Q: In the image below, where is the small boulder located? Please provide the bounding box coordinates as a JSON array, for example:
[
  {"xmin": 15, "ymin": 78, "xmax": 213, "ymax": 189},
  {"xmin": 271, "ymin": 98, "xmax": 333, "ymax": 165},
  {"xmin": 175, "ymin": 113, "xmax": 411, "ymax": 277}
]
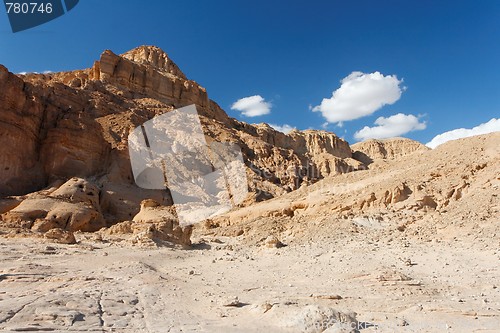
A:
[
  {"xmin": 44, "ymin": 228, "xmax": 76, "ymax": 244},
  {"xmin": 265, "ymin": 235, "xmax": 286, "ymax": 248}
]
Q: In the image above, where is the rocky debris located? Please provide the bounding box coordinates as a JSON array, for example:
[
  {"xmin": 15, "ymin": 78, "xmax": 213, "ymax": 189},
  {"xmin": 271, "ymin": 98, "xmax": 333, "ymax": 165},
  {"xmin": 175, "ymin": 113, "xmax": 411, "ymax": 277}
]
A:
[
  {"xmin": 98, "ymin": 182, "xmax": 173, "ymax": 224},
  {"xmin": 382, "ymin": 183, "xmax": 412, "ymax": 205},
  {"xmin": 98, "ymin": 199, "xmax": 192, "ymax": 247},
  {"xmin": 376, "ymin": 270, "xmax": 412, "ymax": 282},
  {"xmin": 264, "ymin": 235, "xmax": 286, "ymax": 248},
  {"xmin": 222, "ymin": 296, "xmax": 245, "ymax": 307},
  {"xmin": 132, "ymin": 199, "xmax": 176, "ymax": 223},
  {"xmin": 291, "ymin": 305, "xmax": 358, "ymax": 333},
  {"xmin": 43, "ymin": 228, "xmax": 76, "ymax": 244},
  {"xmin": 50, "ymin": 177, "xmax": 101, "ymax": 210},
  {"xmin": 0, "ymin": 179, "xmax": 193, "ymax": 247},
  {"xmin": 416, "ymin": 195, "xmax": 438, "ymax": 210},
  {"xmin": 349, "ymin": 134, "xmax": 498, "ymax": 221},
  {"xmin": 396, "ymin": 318, "xmax": 409, "ymax": 327},
  {"xmin": 1, "ymin": 210, "xmax": 499, "ymax": 332},
  {"xmin": 313, "ymin": 295, "xmax": 343, "ymax": 300}
]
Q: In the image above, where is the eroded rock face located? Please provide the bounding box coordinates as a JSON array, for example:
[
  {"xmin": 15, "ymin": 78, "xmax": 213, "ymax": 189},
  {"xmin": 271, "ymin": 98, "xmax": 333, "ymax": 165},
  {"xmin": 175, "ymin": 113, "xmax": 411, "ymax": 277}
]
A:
[
  {"xmin": 1, "ymin": 46, "xmax": 361, "ymax": 200},
  {"xmin": 95, "ymin": 49, "xmax": 223, "ymax": 122},
  {"xmin": 251, "ymin": 125, "xmax": 352, "ymax": 158},
  {"xmin": 1, "ymin": 45, "xmax": 379, "ymax": 243},
  {"xmin": 234, "ymin": 124, "xmax": 360, "ymax": 192},
  {"xmin": 352, "ymin": 137, "xmax": 429, "ymax": 165},
  {"xmin": 0, "ymin": 65, "xmax": 46, "ymax": 196},
  {"xmin": 1, "ymin": 178, "xmax": 105, "ymax": 232},
  {"xmin": 98, "ymin": 199, "xmax": 192, "ymax": 247},
  {"xmin": 44, "ymin": 228, "xmax": 77, "ymax": 244},
  {"xmin": 121, "ymin": 45, "xmax": 187, "ymax": 79},
  {"xmin": 0, "ymin": 65, "xmax": 111, "ymax": 196}
]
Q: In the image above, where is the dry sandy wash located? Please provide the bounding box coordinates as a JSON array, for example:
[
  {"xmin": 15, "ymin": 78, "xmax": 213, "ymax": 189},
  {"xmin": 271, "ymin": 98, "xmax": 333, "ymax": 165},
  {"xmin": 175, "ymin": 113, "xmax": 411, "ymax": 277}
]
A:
[{"xmin": 1, "ymin": 133, "xmax": 499, "ymax": 332}]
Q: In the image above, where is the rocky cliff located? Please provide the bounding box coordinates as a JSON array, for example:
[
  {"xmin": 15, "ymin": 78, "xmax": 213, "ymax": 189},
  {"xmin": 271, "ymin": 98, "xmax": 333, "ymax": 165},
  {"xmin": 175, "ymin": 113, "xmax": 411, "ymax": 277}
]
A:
[
  {"xmin": 351, "ymin": 137, "xmax": 429, "ymax": 165},
  {"xmin": 0, "ymin": 45, "xmax": 401, "ymax": 242}
]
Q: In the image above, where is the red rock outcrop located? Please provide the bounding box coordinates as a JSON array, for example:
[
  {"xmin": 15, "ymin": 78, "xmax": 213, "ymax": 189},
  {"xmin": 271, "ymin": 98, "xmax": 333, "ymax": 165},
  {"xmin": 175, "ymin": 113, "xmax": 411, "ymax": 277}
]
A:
[{"xmin": 0, "ymin": 45, "xmax": 365, "ymax": 240}]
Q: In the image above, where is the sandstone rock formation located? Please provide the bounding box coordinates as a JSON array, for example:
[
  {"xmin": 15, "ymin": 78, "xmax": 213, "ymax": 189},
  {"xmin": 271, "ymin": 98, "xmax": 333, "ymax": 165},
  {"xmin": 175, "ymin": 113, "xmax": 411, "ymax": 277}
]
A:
[
  {"xmin": 1, "ymin": 178, "xmax": 105, "ymax": 232},
  {"xmin": 0, "ymin": 46, "xmax": 361, "ymax": 201},
  {"xmin": 207, "ymin": 132, "xmax": 500, "ymax": 245},
  {"xmin": 0, "ymin": 45, "xmax": 370, "ymax": 244},
  {"xmin": 43, "ymin": 228, "xmax": 77, "ymax": 244},
  {"xmin": 131, "ymin": 199, "xmax": 192, "ymax": 246},
  {"xmin": 3, "ymin": 45, "xmax": 490, "ymax": 248},
  {"xmin": 351, "ymin": 137, "xmax": 429, "ymax": 165},
  {"xmin": 0, "ymin": 64, "xmax": 111, "ymax": 197}
]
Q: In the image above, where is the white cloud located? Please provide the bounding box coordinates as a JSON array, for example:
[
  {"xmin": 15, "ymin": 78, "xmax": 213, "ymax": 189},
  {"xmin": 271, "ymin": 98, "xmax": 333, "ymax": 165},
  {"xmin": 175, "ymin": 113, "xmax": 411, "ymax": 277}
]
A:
[
  {"xmin": 426, "ymin": 118, "xmax": 500, "ymax": 149},
  {"xmin": 312, "ymin": 71, "xmax": 404, "ymax": 124},
  {"xmin": 270, "ymin": 123, "xmax": 296, "ymax": 134},
  {"xmin": 231, "ymin": 95, "xmax": 271, "ymax": 117},
  {"xmin": 354, "ymin": 113, "xmax": 426, "ymax": 141}
]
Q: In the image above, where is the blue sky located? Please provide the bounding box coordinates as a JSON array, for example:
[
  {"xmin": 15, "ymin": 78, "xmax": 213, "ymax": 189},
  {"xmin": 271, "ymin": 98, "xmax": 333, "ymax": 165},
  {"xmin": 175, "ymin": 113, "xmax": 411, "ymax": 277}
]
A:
[{"xmin": 1, "ymin": 0, "xmax": 499, "ymax": 145}]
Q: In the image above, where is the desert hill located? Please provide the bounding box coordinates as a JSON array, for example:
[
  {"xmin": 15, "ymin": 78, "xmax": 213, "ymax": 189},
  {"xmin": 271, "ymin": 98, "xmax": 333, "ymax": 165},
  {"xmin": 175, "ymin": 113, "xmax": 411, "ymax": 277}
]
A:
[
  {"xmin": 203, "ymin": 132, "xmax": 499, "ymax": 245},
  {"xmin": 351, "ymin": 137, "xmax": 430, "ymax": 165}
]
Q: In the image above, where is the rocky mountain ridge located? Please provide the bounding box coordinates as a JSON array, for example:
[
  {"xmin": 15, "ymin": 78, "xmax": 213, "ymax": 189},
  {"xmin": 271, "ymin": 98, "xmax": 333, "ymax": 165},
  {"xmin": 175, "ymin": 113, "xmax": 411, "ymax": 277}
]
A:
[
  {"xmin": 206, "ymin": 132, "xmax": 499, "ymax": 247},
  {"xmin": 0, "ymin": 45, "xmax": 428, "ymax": 245}
]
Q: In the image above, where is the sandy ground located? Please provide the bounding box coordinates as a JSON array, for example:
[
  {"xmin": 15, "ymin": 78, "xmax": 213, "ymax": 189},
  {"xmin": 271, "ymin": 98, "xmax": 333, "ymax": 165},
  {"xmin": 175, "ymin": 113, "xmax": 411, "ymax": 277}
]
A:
[{"xmin": 1, "ymin": 225, "xmax": 499, "ymax": 333}]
